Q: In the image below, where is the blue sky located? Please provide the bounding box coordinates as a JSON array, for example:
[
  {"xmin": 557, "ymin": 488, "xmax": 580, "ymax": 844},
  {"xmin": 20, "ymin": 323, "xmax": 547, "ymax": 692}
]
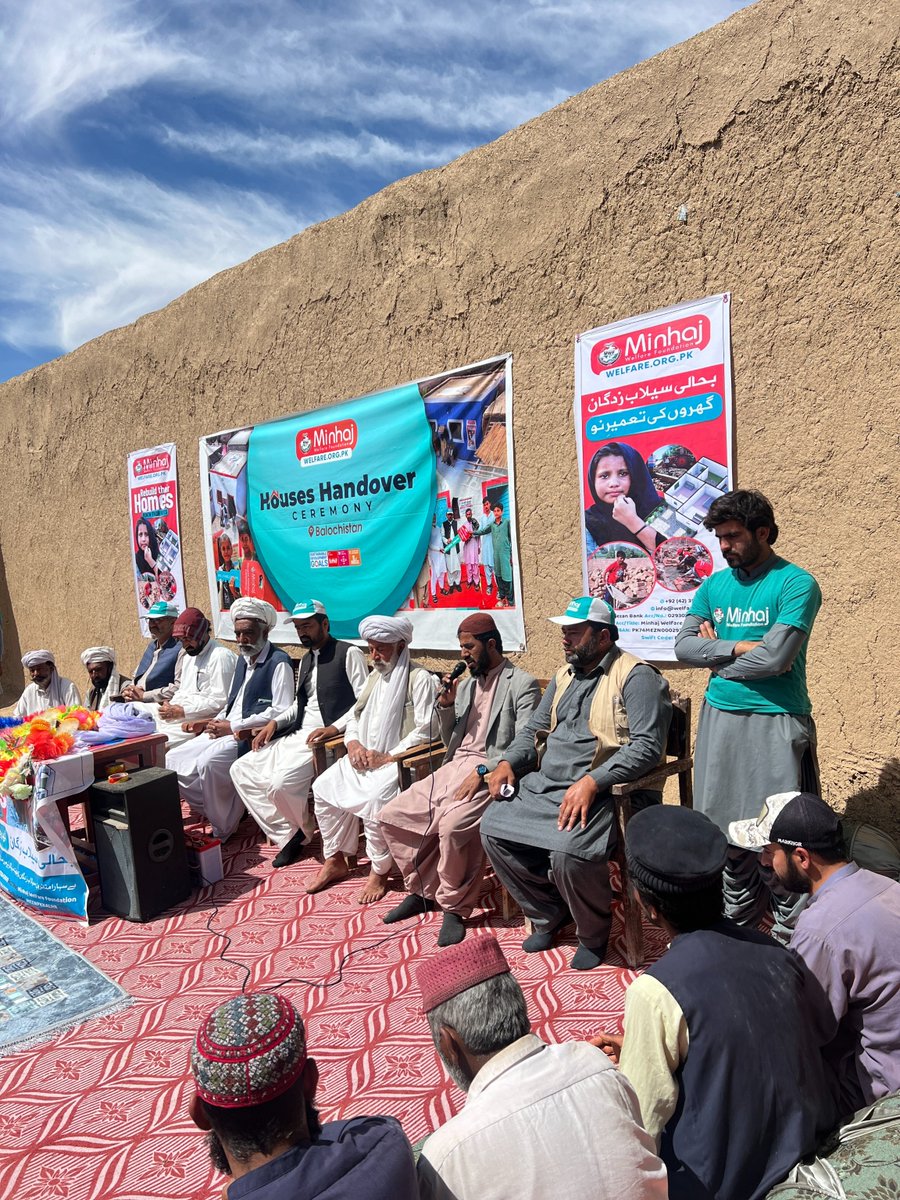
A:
[{"xmin": 0, "ymin": 0, "xmax": 750, "ymax": 383}]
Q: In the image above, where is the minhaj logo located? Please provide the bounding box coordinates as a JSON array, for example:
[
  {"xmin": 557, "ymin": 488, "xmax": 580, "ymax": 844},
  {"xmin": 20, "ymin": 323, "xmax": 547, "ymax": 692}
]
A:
[
  {"xmin": 713, "ymin": 608, "xmax": 724, "ymax": 623},
  {"xmin": 133, "ymin": 452, "xmax": 170, "ymax": 476},
  {"xmin": 591, "ymin": 314, "xmax": 711, "ymax": 373},
  {"xmin": 726, "ymin": 606, "xmax": 771, "ymax": 625},
  {"xmin": 296, "ymin": 419, "xmax": 358, "ymax": 467}
]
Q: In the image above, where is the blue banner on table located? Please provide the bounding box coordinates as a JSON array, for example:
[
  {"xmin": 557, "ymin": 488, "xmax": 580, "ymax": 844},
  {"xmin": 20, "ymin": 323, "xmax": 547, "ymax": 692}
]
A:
[
  {"xmin": 247, "ymin": 384, "xmax": 435, "ymax": 638},
  {"xmin": 201, "ymin": 356, "xmax": 527, "ymax": 651},
  {"xmin": 0, "ymin": 762, "xmax": 91, "ymax": 922}
]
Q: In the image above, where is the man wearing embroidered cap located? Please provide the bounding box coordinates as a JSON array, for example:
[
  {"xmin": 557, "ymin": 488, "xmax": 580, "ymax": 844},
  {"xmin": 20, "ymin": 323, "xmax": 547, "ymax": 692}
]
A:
[
  {"xmin": 122, "ymin": 600, "xmax": 183, "ymax": 706},
  {"xmin": 229, "ymin": 600, "xmax": 368, "ymax": 868},
  {"xmin": 592, "ymin": 804, "xmax": 837, "ymax": 1200},
  {"xmin": 188, "ymin": 992, "xmax": 417, "ymax": 1199},
  {"xmin": 80, "ymin": 646, "xmax": 125, "ymax": 711},
  {"xmin": 166, "ymin": 600, "xmax": 293, "ymax": 842},
  {"xmin": 732, "ymin": 792, "xmax": 900, "ymax": 1115},
  {"xmin": 416, "ymin": 935, "xmax": 667, "ymax": 1200},
  {"xmin": 481, "ymin": 596, "xmax": 671, "ymax": 969},
  {"xmin": 14, "ymin": 650, "xmax": 81, "ymax": 718},
  {"xmin": 307, "ymin": 615, "xmax": 438, "ymax": 903},
  {"xmin": 379, "ymin": 614, "xmax": 541, "ymax": 945},
  {"xmin": 134, "ymin": 607, "xmax": 237, "ymax": 752}
]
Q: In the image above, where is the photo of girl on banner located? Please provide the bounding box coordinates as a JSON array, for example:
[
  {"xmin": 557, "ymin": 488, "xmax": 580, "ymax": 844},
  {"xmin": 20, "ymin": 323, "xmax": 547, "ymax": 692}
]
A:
[
  {"xmin": 127, "ymin": 444, "xmax": 186, "ymax": 631},
  {"xmin": 576, "ymin": 294, "xmax": 734, "ymax": 660}
]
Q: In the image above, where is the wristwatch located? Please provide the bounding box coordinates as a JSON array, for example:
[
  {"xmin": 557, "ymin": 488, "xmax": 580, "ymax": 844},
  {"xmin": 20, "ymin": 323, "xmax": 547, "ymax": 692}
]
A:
[{"xmin": 476, "ymin": 764, "xmax": 489, "ymax": 777}]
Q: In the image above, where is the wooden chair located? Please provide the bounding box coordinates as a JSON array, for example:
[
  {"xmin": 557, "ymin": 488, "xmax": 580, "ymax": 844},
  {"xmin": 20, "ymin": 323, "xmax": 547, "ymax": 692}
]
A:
[
  {"xmin": 610, "ymin": 690, "xmax": 694, "ymax": 969},
  {"xmin": 308, "ymin": 730, "xmax": 445, "ymax": 866},
  {"xmin": 310, "ymin": 733, "xmax": 445, "ymax": 788}
]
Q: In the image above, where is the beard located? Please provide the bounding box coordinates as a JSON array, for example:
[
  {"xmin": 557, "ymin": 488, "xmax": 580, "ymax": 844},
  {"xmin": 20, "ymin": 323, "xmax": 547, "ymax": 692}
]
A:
[
  {"xmin": 238, "ymin": 638, "xmax": 265, "ymax": 659},
  {"xmin": 439, "ymin": 1052, "xmax": 474, "ymax": 1093},
  {"xmin": 467, "ymin": 647, "xmax": 490, "ymax": 677},
  {"xmin": 372, "ymin": 653, "xmax": 398, "ymax": 677},
  {"xmin": 206, "ymin": 1131, "xmax": 231, "ymax": 1176},
  {"xmin": 779, "ymin": 854, "xmax": 812, "ymax": 894},
  {"xmin": 565, "ymin": 633, "xmax": 604, "ymax": 669}
]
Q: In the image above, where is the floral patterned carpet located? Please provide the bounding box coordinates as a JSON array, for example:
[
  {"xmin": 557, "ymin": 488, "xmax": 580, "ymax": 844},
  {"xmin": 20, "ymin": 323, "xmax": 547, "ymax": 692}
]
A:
[{"xmin": 0, "ymin": 826, "xmax": 665, "ymax": 1200}]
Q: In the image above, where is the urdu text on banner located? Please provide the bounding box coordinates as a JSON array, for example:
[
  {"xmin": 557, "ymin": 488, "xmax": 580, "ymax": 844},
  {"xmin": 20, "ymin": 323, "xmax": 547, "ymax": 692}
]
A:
[
  {"xmin": 575, "ymin": 294, "xmax": 734, "ymax": 661},
  {"xmin": 199, "ymin": 356, "xmax": 526, "ymax": 652}
]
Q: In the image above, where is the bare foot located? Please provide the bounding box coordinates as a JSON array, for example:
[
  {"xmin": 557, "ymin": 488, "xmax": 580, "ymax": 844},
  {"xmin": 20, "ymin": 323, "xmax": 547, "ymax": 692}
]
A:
[
  {"xmin": 357, "ymin": 870, "xmax": 390, "ymax": 905},
  {"xmin": 306, "ymin": 856, "xmax": 349, "ymax": 894}
]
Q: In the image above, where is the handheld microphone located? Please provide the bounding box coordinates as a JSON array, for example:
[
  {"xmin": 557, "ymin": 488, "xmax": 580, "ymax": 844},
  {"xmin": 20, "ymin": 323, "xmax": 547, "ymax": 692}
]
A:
[{"xmin": 439, "ymin": 661, "xmax": 467, "ymax": 694}]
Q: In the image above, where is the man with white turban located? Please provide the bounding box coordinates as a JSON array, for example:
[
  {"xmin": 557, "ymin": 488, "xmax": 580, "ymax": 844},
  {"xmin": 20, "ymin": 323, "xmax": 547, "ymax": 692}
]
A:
[
  {"xmin": 139, "ymin": 608, "xmax": 237, "ymax": 752},
  {"xmin": 14, "ymin": 651, "xmax": 81, "ymax": 718},
  {"xmin": 166, "ymin": 600, "xmax": 294, "ymax": 841},
  {"xmin": 229, "ymin": 600, "xmax": 368, "ymax": 867},
  {"xmin": 81, "ymin": 647, "xmax": 125, "ymax": 711},
  {"xmin": 307, "ymin": 615, "xmax": 438, "ymax": 905}
]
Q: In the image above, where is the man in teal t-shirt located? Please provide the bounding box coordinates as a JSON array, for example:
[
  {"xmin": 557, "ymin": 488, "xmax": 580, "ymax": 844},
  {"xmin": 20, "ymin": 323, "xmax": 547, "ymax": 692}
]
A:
[{"xmin": 674, "ymin": 490, "xmax": 821, "ymax": 935}]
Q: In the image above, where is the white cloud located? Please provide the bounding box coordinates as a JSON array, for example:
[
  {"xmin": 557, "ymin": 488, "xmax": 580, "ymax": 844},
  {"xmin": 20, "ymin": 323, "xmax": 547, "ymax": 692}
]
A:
[
  {"xmin": 0, "ymin": 0, "xmax": 195, "ymax": 127},
  {"xmin": 0, "ymin": 0, "xmax": 751, "ymax": 373},
  {"xmin": 161, "ymin": 124, "xmax": 474, "ymax": 173},
  {"xmin": 0, "ymin": 165, "xmax": 309, "ymax": 352}
]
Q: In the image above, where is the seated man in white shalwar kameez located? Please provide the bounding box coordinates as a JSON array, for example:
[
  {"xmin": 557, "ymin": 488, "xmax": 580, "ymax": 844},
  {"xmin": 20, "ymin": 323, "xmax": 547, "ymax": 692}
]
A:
[
  {"xmin": 81, "ymin": 646, "xmax": 126, "ymax": 711},
  {"xmin": 135, "ymin": 607, "xmax": 237, "ymax": 752},
  {"xmin": 14, "ymin": 650, "xmax": 81, "ymax": 718},
  {"xmin": 165, "ymin": 600, "xmax": 294, "ymax": 842},
  {"xmin": 307, "ymin": 615, "xmax": 438, "ymax": 905},
  {"xmin": 229, "ymin": 599, "xmax": 369, "ymax": 868}
]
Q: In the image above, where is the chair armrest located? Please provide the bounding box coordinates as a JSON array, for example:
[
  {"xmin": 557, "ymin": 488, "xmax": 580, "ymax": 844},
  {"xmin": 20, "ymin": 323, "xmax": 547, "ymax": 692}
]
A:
[
  {"xmin": 609, "ymin": 757, "xmax": 693, "ymax": 796},
  {"xmin": 396, "ymin": 740, "xmax": 445, "ymax": 790},
  {"xmin": 312, "ymin": 735, "xmax": 348, "ymax": 777}
]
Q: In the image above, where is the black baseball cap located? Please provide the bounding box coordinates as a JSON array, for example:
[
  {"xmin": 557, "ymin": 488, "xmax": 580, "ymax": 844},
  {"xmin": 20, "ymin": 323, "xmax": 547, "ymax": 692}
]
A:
[{"xmin": 770, "ymin": 792, "xmax": 843, "ymax": 851}]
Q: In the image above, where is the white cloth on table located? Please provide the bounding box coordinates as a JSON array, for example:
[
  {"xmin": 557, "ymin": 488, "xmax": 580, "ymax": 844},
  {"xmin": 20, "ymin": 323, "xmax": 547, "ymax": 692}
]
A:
[
  {"xmin": 312, "ymin": 660, "xmax": 437, "ymax": 871},
  {"xmin": 166, "ymin": 645, "xmax": 294, "ymax": 840},
  {"xmin": 230, "ymin": 645, "xmax": 368, "ymax": 848}
]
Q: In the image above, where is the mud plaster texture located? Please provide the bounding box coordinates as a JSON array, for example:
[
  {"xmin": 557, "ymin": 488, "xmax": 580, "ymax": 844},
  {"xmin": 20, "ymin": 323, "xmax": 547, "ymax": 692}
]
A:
[{"xmin": 0, "ymin": 0, "xmax": 897, "ymax": 833}]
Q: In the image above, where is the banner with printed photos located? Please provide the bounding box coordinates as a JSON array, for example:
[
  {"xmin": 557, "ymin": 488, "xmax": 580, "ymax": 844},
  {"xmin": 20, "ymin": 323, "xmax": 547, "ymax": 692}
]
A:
[
  {"xmin": 200, "ymin": 356, "xmax": 526, "ymax": 651},
  {"xmin": 575, "ymin": 294, "xmax": 734, "ymax": 660},
  {"xmin": 127, "ymin": 444, "xmax": 186, "ymax": 634}
]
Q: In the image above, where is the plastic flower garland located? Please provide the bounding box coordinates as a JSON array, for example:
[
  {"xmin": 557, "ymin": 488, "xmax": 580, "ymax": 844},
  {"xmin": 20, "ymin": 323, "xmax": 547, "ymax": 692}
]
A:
[{"xmin": 0, "ymin": 706, "xmax": 100, "ymax": 801}]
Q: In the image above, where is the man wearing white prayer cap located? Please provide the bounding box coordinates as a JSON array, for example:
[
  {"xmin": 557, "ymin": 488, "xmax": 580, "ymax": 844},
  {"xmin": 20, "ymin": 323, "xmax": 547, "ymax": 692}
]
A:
[
  {"xmin": 14, "ymin": 651, "xmax": 81, "ymax": 719},
  {"xmin": 166, "ymin": 599, "xmax": 293, "ymax": 842},
  {"xmin": 307, "ymin": 615, "xmax": 438, "ymax": 905},
  {"xmin": 80, "ymin": 646, "xmax": 125, "ymax": 711},
  {"xmin": 229, "ymin": 600, "xmax": 368, "ymax": 866}
]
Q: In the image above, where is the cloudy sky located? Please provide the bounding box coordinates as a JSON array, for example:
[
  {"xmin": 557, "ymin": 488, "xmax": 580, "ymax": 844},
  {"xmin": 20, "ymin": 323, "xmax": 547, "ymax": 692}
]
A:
[{"xmin": 0, "ymin": 0, "xmax": 750, "ymax": 382}]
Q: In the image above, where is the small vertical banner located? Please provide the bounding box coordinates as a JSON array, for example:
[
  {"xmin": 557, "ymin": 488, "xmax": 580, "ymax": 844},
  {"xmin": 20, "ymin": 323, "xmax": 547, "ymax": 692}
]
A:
[
  {"xmin": 127, "ymin": 444, "xmax": 186, "ymax": 631},
  {"xmin": 575, "ymin": 294, "xmax": 734, "ymax": 660}
]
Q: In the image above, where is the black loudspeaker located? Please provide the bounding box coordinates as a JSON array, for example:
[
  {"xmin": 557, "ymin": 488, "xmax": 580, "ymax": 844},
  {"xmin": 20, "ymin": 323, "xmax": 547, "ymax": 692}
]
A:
[{"xmin": 90, "ymin": 767, "xmax": 192, "ymax": 921}]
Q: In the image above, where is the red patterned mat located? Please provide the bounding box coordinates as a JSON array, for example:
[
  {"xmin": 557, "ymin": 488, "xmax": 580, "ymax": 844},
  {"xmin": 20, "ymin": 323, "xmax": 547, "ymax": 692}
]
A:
[{"xmin": 0, "ymin": 828, "xmax": 666, "ymax": 1200}]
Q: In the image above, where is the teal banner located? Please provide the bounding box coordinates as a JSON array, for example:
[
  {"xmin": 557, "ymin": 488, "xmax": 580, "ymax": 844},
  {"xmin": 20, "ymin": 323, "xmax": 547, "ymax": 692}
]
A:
[{"xmin": 246, "ymin": 384, "xmax": 436, "ymax": 637}]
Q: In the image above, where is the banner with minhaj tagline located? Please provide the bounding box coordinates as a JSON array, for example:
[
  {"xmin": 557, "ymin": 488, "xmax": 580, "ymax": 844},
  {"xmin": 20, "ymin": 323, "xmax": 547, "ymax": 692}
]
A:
[
  {"xmin": 575, "ymin": 294, "xmax": 734, "ymax": 661},
  {"xmin": 199, "ymin": 355, "xmax": 526, "ymax": 651}
]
